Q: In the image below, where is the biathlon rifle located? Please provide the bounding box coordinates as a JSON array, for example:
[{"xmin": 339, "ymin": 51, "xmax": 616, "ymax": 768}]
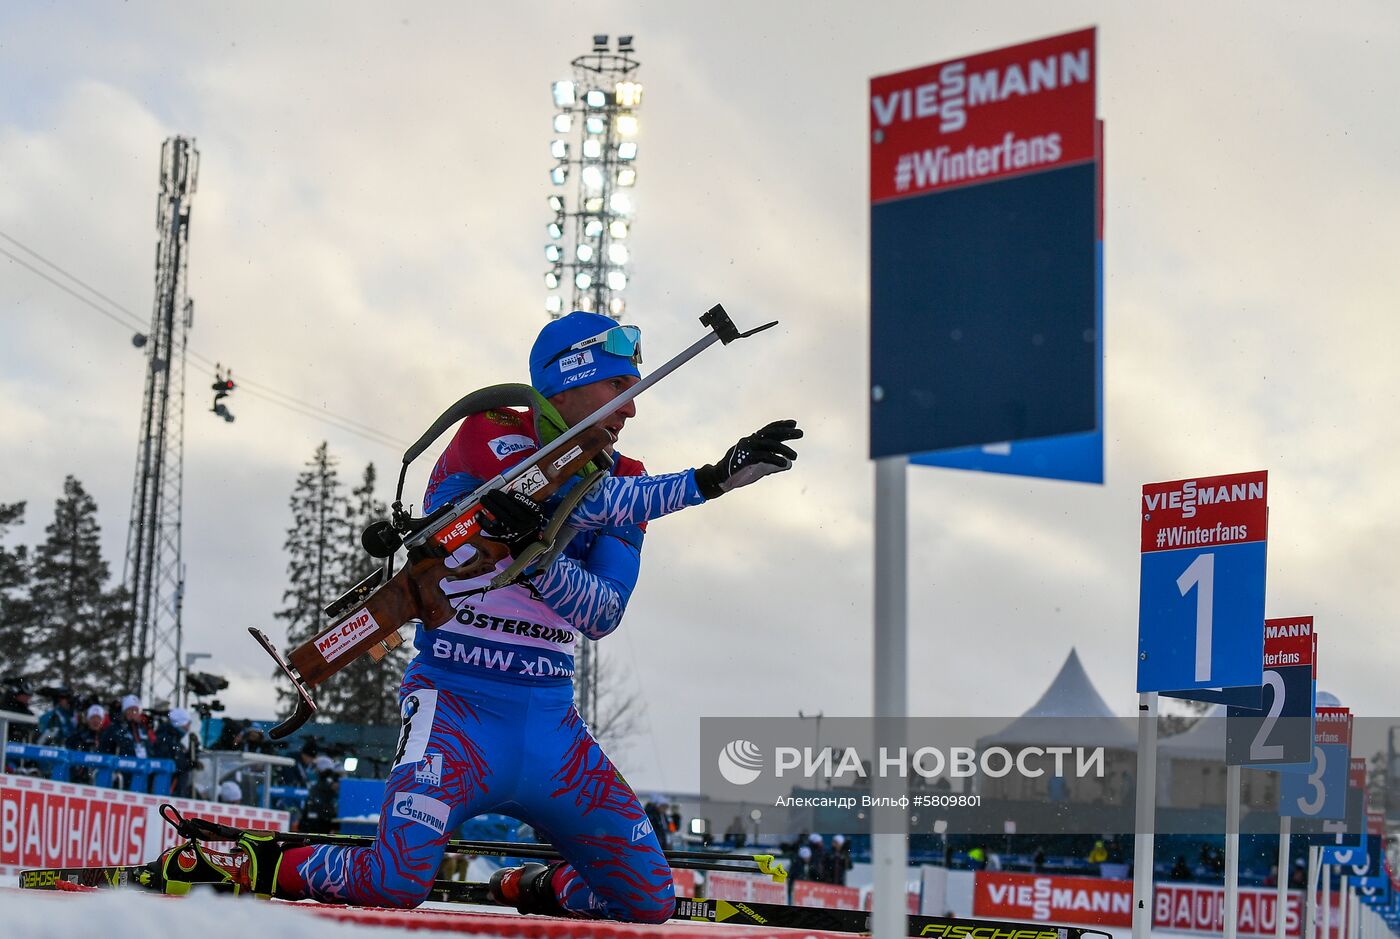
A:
[{"xmin": 250, "ymin": 304, "xmax": 775, "ymax": 739}]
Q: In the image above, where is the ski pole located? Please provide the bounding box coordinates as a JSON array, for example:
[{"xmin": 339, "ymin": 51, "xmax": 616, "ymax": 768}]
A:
[{"xmin": 297, "ymin": 830, "xmax": 786, "ymax": 881}]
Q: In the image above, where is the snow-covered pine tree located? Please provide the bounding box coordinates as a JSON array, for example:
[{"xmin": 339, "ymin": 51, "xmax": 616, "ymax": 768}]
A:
[
  {"xmin": 0, "ymin": 501, "xmax": 32, "ymax": 680},
  {"xmin": 319, "ymin": 462, "xmax": 409, "ymax": 725},
  {"xmin": 274, "ymin": 442, "xmax": 348, "ymax": 711},
  {"xmin": 27, "ymin": 478, "xmax": 134, "ymax": 695}
]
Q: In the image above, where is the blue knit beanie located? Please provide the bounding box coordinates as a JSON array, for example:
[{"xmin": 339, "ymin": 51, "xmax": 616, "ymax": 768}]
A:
[{"xmin": 529, "ymin": 311, "xmax": 642, "ymax": 398}]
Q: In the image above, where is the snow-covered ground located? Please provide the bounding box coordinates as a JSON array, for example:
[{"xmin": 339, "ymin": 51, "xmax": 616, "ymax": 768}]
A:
[
  {"xmin": 3, "ymin": 885, "xmax": 1204, "ymax": 939},
  {"xmin": 2, "ymin": 888, "xmax": 433, "ymax": 939}
]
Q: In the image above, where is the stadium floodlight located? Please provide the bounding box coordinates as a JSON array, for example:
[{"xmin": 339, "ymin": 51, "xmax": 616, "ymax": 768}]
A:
[
  {"xmin": 617, "ymin": 35, "xmax": 634, "ymax": 51},
  {"xmin": 592, "ymin": 34, "xmax": 608, "ymax": 51},
  {"xmin": 615, "ymin": 81, "xmax": 643, "ymax": 108},
  {"xmin": 546, "ymin": 294, "xmax": 563, "ymax": 314},
  {"xmin": 552, "ymin": 80, "xmax": 576, "ymax": 108},
  {"xmin": 545, "ymin": 244, "xmax": 562, "ymax": 262},
  {"xmin": 544, "ymin": 37, "xmax": 642, "ymax": 388}
]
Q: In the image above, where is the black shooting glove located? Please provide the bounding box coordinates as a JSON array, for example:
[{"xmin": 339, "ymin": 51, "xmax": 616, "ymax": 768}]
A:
[
  {"xmin": 694, "ymin": 419, "xmax": 803, "ymax": 499},
  {"xmin": 478, "ymin": 488, "xmax": 545, "ymax": 557}
]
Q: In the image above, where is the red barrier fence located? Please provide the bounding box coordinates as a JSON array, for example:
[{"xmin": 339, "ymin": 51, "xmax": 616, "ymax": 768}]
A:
[
  {"xmin": 974, "ymin": 871, "xmax": 1133, "ymax": 927},
  {"xmin": 1, "ymin": 772, "xmax": 288, "ymax": 875},
  {"xmin": 973, "ymin": 870, "xmax": 1306, "ymax": 936},
  {"xmin": 1154, "ymin": 882, "xmax": 1302, "ymax": 938}
]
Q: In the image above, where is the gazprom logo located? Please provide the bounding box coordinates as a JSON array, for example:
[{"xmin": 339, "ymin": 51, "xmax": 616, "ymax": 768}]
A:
[
  {"xmin": 718, "ymin": 739, "xmax": 764, "ymax": 785},
  {"xmin": 392, "ymin": 792, "xmax": 449, "ymax": 834},
  {"xmin": 488, "ymin": 434, "xmax": 536, "ymax": 459}
]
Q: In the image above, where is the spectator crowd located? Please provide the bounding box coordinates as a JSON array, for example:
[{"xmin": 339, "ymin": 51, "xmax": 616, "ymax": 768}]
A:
[{"xmin": 4, "ymin": 674, "xmax": 199, "ymax": 796}]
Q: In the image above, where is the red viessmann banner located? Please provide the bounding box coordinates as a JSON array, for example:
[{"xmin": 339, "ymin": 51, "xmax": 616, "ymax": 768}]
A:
[
  {"xmin": 1140, "ymin": 471, "xmax": 1269, "ymax": 554},
  {"xmin": 973, "ymin": 871, "xmax": 1132, "ymax": 927},
  {"xmin": 869, "ymin": 27, "xmax": 1096, "ymax": 203}
]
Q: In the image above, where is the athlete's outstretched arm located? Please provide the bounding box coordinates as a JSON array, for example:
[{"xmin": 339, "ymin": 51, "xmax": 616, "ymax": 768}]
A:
[{"xmin": 566, "ymin": 420, "xmax": 803, "ymax": 530}]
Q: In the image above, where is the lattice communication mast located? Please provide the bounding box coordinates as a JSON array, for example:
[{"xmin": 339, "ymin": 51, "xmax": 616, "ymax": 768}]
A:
[
  {"xmin": 544, "ymin": 34, "xmax": 642, "ymax": 322},
  {"xmin": 124, "ymin": 136, "xmax": 199, "ymax": 701}
]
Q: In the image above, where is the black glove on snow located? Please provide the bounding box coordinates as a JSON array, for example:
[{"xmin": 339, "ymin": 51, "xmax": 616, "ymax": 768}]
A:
[
  {"xmin": 478, "ymin": 488, "xmax": 545, "ymax": 556},
  {"xmin": 694, "ymin": 419, "xmax": 803, "ymax": 499}
]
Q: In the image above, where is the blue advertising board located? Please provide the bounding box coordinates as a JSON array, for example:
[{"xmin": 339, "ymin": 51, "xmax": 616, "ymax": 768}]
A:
[
  {"xmin": 1138, "ymin": 472, "xmax": 1268, "ymax": 693},
  {"xmin": 1227, "ymin": 617, "xmax": 1315, "ymax": 768},
  {"xmin": 869, "ymin": 29, "xmax": 1100, "ymax": 471}
]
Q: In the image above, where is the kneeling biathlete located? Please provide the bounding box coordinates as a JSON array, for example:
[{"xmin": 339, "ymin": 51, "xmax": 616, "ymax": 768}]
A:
[{"xmin": 151, "ymin": 310, "xmax": 802, "ymax": 921}]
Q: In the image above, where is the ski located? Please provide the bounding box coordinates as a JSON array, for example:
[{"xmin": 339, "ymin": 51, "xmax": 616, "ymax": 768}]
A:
[
  {"xmin": 20, "ymin": 864, "xmax": 1111, "ymax": 939},
  {"xmin": 274, "ymin": 831, "xmax": 786, "ymax": 881},
  {"xmin": 426, "ymin": 882, "xmax": 1113, "ymax": 938}
]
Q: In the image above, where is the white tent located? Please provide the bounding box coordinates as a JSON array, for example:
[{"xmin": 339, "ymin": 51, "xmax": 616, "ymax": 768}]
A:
[{"xmin": 976, "ymin": 648, "xmax": 1138, "ymax": 750}]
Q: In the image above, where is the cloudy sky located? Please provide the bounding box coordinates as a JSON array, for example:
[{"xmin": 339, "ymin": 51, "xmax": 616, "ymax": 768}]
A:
[{"xmin": 2, "ymin": 2, "xmax": 1399, "ymax": 790}]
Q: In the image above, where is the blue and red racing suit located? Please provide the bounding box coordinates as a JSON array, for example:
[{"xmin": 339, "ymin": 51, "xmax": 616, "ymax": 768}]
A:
[{"xmin": 283, "ymin": 407, "xmax": 705, "ymax": 921}]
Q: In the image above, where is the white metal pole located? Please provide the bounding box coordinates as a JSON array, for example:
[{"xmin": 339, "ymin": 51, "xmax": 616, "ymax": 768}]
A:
[
  {"xmin": 1306, "ymin": 846, "xmax": 1319, "ymax": 939},
  {"xmin": 1324, "ymin": 862, "xmax": 1331, "ymax": 939},
  {"xmin": 1340, "ymin": 875, "xmax": 1348, "ymax": 939},
  {"xmin": 872, "ymin": 455, "xmax": 908, "ymax": 939},
  {"xmin": 1226, "ymin": 763, "xmax": 1242, "ymax": 939},
  {"xmin": 1132, "ymin": 692, "xmax": 1158, "ymax": 939},
  {"xmin": 1277, "ymin": 816, "xmax": 1292, "ymax": 939}
]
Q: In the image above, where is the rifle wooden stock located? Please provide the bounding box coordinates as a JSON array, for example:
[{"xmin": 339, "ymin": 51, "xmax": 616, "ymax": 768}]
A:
[{"xmin": 257, "ymin": 424, "xmax": 613, "ymax": 737}]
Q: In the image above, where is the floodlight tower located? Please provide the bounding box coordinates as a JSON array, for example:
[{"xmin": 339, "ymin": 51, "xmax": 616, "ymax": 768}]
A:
[
  {"xmin": 544, "ymin": 34, "xmax": 641, "ymax": 323},
  {"xmin": 544, "ymin": 36, "xmax": 641, "ymax": 725},
  {"xmin": 124, "ymin": 136, "xmax": 199, "ymax": 701}
]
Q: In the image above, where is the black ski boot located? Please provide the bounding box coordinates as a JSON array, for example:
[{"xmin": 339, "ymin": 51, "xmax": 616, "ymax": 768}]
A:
[
  {"xmin": 147, "ymin": 803, "xmax": 301, "ymax": 899},
  {"xmin": 141, "ymin": 840, "xmax": 243, "ymax": 895},
  {"xmin": 231, "ymin": 829, "xmax": 296, "ymax": 898},
  {"xmin": 489, "ymin": 862, "xmax": 569, "ymax": 916}
]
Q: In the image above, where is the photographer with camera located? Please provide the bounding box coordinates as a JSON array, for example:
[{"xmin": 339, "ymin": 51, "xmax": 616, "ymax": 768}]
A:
[{"xmin": 300, "ymin": 756, "xmax": 341, "ymax": 834}]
